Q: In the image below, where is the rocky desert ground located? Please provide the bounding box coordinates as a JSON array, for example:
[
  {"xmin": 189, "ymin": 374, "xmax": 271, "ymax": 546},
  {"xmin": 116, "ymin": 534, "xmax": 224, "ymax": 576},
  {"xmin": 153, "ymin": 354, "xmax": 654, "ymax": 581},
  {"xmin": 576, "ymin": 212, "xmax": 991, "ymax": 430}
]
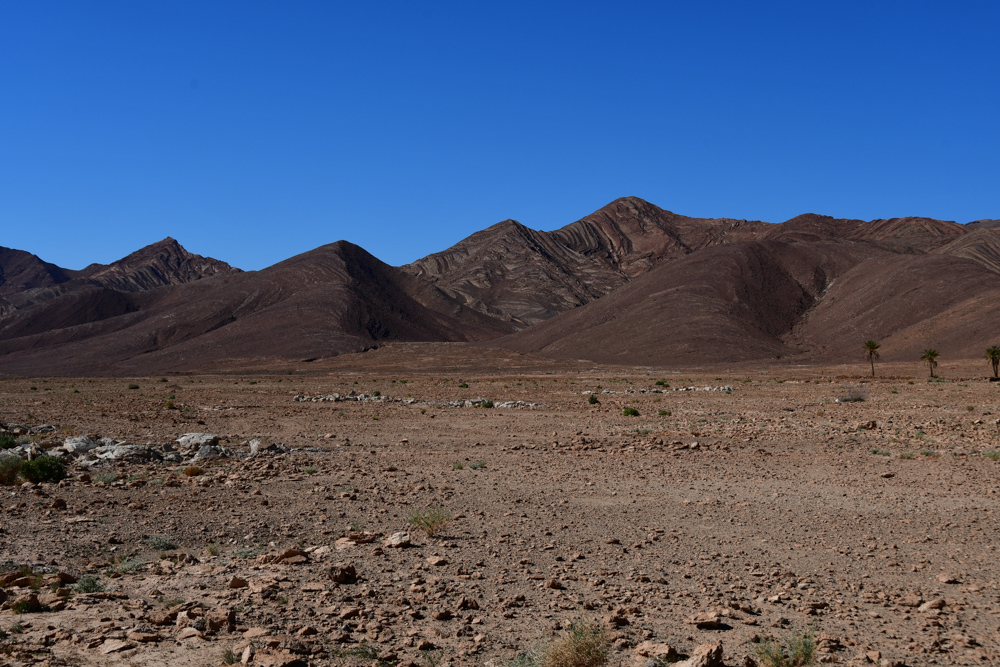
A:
[{"xmin": 2, "ymin": 346, "xmax": 1000, "ymax": 667}]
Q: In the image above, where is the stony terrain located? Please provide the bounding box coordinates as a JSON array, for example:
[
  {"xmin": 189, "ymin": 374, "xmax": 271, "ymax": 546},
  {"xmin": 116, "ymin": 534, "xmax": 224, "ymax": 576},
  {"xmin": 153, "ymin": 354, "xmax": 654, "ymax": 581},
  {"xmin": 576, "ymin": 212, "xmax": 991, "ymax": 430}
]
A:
[{"xmin": 2, "ymin": 351, "xmax": 1000, "ymax": 666}]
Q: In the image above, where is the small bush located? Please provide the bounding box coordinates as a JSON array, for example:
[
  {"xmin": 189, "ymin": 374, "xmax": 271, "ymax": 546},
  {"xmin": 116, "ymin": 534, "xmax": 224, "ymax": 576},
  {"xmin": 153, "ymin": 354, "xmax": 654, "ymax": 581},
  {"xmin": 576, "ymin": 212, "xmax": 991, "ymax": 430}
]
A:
[
  {"xmin": 985, "ymin": 450, "xmax": 1000, "ymax": 461},
  {"xmin": 183, "ymin": 465, "xmax": 204, "ymax": 477},
  {"xmin": 458, "ymin": 382, "xmax": 469, "ymax": 388},
  {"xmin": 127, "ymin": 384, "xmax": 140, "ymax": 390},
  {"xmin": 623, "ymin": 407, "xmax": 640, "ymax": 417},
  {"xmin": 93, "ymin": 471, "xmax": 118, "ymax": 484},
  {"xmin": 453, "ymin": 461, "xmax": 464, "ymax": 470},
  {"xmin": 920, "ymin": 449, "xmax": 938, "ymax": 457},
  {"xmin": 588, "ymin": 394, "xmax": 599, "ymax": 405},
  {"xmin": 407, "ymin": 506, "xmax": 452, "ymax": 536},
  {"xmin": 74, "ymin": 575, "xmax": 105, "ymax": 593},
  {"xmin": 112, "ymin": 557, "xmax": 145, "ymax": 574},
  {"xmin": 165, "ymin": 400, "xmax": 176, "ymax": 410},
  {"xmin": 469, "ymin": 460, "xmax": 486, "ymax": 470},
  {"xmin": 19, "ymin": 456, "xmax": 67, "ymax": 483},
  {"xmin": 0, "ymin": 434, "xmax": 17, "ymax": 450},
  {"xmin": 0, "ymin": 457, "xmax": 22, "ymax": 485},
  {"xmin": 898, "ymin": 452, "xmax": 915, "ymax": 460},
  {"xmin": 542, "ymin": 620, "xmax": 610, "ymax": 667},
  {"xmin": 754, "ymin": 628, "xmax": 816, "ymax": 667},
  {"xmin": 11, "ymin": 598, "xmax": 41, "ymax": 614},
  {"xmin": 658, "ymin": 410, "xmax": 668, "ymax": 416},
  {"xmin": 303, "ymin": 465, "xmax": 318, "ymax": 475},
  {"xmin": 223, "ymin": 649, "xmax": 239, "ymax": 664},
  {"xmin": 655, "ymin": 380, "xmax": 669, "ymax": 387},
  {"xmin": 966, "ymin": 405, "xmax": 975, "ymax": 412},
  {"xmin": 206, "ymin": 543, "xmax": 220, "ymax": 556},
  {"xmin": 869, "ymin": 448, "xmax": 891, "ymax": 456},
  {"xmin": 144, "ymin": 535, "xmax": 177, "ymax": 550},
  {"xmin": 837, "ymin": 385, "xmax": 868, "ymax": 402},
  {"xmin": 478, "ymin": 399, "xmax": 495, "ymax": 409}
]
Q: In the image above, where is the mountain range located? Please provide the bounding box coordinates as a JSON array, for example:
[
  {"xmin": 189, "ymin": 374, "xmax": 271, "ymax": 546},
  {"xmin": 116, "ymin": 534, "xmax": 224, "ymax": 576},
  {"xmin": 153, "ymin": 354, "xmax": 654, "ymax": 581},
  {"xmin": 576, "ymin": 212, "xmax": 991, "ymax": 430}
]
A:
[{"xmin": 2, "ymin": 197, "xmax": 1000, "ymax": 375}]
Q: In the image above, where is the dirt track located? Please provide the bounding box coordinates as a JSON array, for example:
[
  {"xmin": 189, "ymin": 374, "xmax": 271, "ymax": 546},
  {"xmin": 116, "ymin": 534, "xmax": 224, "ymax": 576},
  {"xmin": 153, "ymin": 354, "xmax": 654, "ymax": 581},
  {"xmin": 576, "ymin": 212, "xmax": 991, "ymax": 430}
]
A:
[{"xmin": 1, "ymin": 351, "xmax": 999, "ymax": 666}]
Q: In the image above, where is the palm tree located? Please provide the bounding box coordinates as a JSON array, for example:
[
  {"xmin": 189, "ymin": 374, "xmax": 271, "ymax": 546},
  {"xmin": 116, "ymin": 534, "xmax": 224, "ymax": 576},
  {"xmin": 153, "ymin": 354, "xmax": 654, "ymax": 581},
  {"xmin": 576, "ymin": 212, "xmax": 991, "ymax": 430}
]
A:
[
  {"xmin": 986, "ymin": 346, "xmax": 1000, "ymax": 379},
  {"xmin": 863, "ymin": 340, "xmax": 880, "ymax": 377},
  {"xmin": 921, "ymin": 348, "xmax": 939, "ymax": 378}
]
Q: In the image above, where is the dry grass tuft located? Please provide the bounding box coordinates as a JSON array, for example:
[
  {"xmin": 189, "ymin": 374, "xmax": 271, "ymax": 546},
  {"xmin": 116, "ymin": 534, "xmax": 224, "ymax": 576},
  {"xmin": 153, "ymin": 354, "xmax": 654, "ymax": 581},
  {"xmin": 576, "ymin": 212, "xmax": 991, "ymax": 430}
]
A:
[{"xmin": 541, "ymin": 621, "xmax": 609, "ymax": 667}]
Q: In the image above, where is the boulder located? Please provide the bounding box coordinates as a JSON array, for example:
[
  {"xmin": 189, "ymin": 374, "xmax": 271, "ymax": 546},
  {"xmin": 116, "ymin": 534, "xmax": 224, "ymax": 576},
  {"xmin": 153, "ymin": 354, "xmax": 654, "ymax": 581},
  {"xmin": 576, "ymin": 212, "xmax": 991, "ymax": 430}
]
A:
[
  {"xmin": 676, "ymin": 642, "xmax": 724, "ymax": 667},
  {"xmin": 176, "ymin": 433, "xmax": 219, "ymax": 451},
  {"xmin": 384, "ymin": 532, "xmax": 411, "ymax": 548},
  {"xmin": 192, "ymin": 445, "xmax": 231, "ymax": 461},
  {"xmin": 328, "ymin": 563, "xmax": 357, "ymax": 584},
  {"xmin": 62, "ymin": 436, "xmax": 97, "ymax": 453}
]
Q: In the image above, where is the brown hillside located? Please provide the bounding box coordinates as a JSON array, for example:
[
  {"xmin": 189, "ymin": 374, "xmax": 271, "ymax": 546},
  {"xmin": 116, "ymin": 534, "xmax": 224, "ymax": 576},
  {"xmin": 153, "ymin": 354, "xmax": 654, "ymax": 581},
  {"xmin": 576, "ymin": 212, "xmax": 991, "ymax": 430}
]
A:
[{"xmin": 0, "ymin": 241, "xmax": 507, "ymax": 375}]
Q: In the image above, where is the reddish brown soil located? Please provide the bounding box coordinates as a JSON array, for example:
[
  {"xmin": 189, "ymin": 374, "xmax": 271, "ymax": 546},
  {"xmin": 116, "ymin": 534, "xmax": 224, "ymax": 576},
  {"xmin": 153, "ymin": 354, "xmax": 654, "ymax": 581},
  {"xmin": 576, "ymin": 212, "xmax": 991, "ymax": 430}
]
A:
[{"xmin": 2, "ymin": 350, "xmax": 999, "ymax": 666}]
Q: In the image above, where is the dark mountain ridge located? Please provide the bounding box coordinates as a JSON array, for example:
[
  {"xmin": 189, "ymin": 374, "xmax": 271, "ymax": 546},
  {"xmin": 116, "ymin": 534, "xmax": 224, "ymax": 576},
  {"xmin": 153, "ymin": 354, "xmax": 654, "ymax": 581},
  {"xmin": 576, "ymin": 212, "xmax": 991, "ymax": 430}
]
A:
[{"xmin": 1, "ymin": 197, "xmax": 997, "ymax": 374}]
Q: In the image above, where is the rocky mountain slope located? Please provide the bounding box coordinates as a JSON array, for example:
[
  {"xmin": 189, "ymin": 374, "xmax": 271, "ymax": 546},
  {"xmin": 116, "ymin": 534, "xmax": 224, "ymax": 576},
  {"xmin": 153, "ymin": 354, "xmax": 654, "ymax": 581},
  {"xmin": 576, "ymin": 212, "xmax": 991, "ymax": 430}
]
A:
[
  {"xmin": 0, "ymin": 198, "xmax": 997, "ymax": 374},
  {"xmin": 0, "ymin": 241, "xmax": 508, "ymax": 375}
]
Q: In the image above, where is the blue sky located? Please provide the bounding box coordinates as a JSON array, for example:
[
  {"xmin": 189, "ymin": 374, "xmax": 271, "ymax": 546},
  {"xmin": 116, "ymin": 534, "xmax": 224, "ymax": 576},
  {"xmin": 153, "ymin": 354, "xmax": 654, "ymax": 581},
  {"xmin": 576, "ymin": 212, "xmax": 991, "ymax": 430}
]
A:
[{"xmin": 2, "ymin": 2, "xmax": 998, "ymax": 270}]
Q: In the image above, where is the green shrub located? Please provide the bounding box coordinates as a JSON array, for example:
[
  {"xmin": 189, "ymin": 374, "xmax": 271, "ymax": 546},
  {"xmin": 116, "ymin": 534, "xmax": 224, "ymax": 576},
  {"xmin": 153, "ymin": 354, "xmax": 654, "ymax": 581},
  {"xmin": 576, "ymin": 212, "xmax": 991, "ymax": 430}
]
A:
[
  {"xmin": 407, "ymin": 506, "xmax": 452, "ymax": 536},
  {"xmin": 754, "ymin": 628, "xmax": 815, "ymax": 667},
  {"xmin": 0, "ymin": 434, "xmax": 16, "ymax": 450},
  {"xmin": 74, "ymin": 575, "xmax": 105, "ymax": 593},
  {"xmin": 587, "ymin": 394, "xmax": 599, "ymax": 405},
  {"xmin": 0, "ymin": 457, "xmax": 22, "ymax": 485},
  {"xmin": 303, "ymin": 465, "xmax": 318, "ymax": 475},
  {"xmin": 19, "ymin": 456, "xmax": 67, "ymax": 483},
  {"xmin": 623, "ymin": 407, "xmax": 640, "ymax": 417},
  {"xmin": 469, "ymin": 460, "xmax": 486, "ymax": 470},
  {"xmin": 112, "ymin": 557, "xmax": 145, "ymax": 574},
  {"xmin": 127, "ymin": 384, "xmax": 140, "ymax": 390},
  {"xmin": 869, "ymin": 448, "xmax": 891, "ymax": 457},
  {"xmin": 458, "ymin": 383, "xmax": 469, "ymax": 388},
  {"xmin": 985, "ymin": 450, "xmax": 1000, "ymax": 461},
  {"xmin": 143, "ymin": 535, "xmax": 177, "ymax": 550},
  {"xmin": 452, "ymin": 461, "xmax": 464, "ymax": 470}
]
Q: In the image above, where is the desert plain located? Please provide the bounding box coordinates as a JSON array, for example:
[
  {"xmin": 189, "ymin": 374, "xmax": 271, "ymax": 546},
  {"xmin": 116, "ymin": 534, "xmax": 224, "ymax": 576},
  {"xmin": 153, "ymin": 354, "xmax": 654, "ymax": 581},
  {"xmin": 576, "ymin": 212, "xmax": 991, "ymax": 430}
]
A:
[{"xmin": 1, "ymin": 344, "xmax": 1000, "ymax": 667}]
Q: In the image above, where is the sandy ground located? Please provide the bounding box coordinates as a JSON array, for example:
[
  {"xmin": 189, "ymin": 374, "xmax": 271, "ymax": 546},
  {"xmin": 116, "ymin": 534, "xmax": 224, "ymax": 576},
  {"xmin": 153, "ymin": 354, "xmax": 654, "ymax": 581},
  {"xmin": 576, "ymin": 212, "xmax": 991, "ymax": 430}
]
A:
[{"xmin": 1, "ymin": 347, "xmax": 999, "ymax": 666}]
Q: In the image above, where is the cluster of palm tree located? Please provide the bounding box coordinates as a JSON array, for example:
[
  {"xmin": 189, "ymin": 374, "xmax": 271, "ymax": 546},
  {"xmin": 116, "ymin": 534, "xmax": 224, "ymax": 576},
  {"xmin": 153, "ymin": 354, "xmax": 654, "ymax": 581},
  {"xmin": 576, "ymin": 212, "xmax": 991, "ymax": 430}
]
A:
[{"xmin": 863, "ymin": 340, "xmax": 1000, "ymax": 379}]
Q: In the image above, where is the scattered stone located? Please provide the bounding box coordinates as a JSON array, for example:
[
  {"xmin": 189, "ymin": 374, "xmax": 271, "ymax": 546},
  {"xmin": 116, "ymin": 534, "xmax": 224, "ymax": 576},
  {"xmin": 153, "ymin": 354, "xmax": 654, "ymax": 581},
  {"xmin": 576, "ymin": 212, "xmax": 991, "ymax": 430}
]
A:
[
  {"xmin": 686, "ymin": 612, "xmax": 723, "ymax": 629},
  {"xmin": 254, "ymin": 650, "xmax": 308, "ymax": 667},
  {"xmin": 101, "ymin": 639, "xmax": 135, "ymax": 654},
  {"xmin": 918, "ymin": 598, "xmax": 946, "ymax": 612},
  {"xmin": 176, "ymin": 433, "xmax": 219, "ymax": 450},
  {"xmin": 675, "ymin": 641, "xmax": 725, "ymax": 667},
  {"xmin": 633, "ymin": 640, "xmax": 678, "ymax": 665},
  {"xmin": 228, "ymin": 576, "xmax": 248, "ymax": 588},
  {"xmin": 192, "ymin": 444, "xmax": 231, "ymax": 461},
  {"xmin": 936, "ymin": 572, "xmax": 959, "ymax": 584},
  {"xmin": 328, "ymin": 563, "xmax": 357, "ymax": 584},
  {"xmin": 384, "ymin": 532, "xmax": 411, "ymax": 548},
  {"xmin": 427, "ymin": 555, "xmax": 448, "ymax": 566}
]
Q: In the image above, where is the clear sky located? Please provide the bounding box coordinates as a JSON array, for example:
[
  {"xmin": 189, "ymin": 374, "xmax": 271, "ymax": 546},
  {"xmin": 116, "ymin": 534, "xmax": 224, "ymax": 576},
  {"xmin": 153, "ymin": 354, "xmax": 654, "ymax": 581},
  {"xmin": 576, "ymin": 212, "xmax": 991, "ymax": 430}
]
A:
[{"xmin": 2, "ymin": 2, "xmax": 998, "ymax": 271}]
